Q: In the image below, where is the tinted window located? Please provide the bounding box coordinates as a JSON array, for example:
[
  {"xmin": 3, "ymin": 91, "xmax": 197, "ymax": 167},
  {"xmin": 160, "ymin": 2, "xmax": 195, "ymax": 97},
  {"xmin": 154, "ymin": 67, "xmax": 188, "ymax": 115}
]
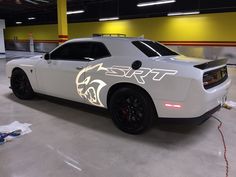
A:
[
  {"xmin": 132, "ymin": 41, "xmax": 178, "ymax": 57},
  {"xmin": 91, "ymin": 43, "xmax": 111, "ymax": 59},
  {"xmin": 51, "ymin": 42, "xmax": 92, "ymax": 60},
  {"xmin": 50, "ymin": 42, "xmax": 110, "ymax": 61}
]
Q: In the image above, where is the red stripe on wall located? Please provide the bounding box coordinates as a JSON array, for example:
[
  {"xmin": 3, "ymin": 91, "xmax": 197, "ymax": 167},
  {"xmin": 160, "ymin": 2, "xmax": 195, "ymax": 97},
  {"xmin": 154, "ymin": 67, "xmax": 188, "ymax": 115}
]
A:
[
  {"xmin": 35, "ymin": 40, "xmax": 59, "ymax": 43},
  {"xmin": 58, "ymin": 35, "xmax": 68, "ymax": 38},
  {"xmin": 5, "ymin": 39, "xmax": 59, "ymax": 43},
  {"xmin": 5, "ymin": 40, "xmax": 236, "ymax": 47},
  {"xmin": 58, "ymin": 40, "xmax": 68, "ymax": 43},
  {"xmin": 160, "ymin": 41, "xmax": 236, "ymax": 47}
]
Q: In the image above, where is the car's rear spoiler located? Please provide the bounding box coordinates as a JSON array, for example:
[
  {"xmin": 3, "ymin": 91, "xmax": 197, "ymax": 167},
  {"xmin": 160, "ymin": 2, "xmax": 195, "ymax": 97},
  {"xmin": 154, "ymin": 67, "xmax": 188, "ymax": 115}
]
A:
[{"xmin": 194, "ymin": 59, "xmax": 228, "ymax": 70}]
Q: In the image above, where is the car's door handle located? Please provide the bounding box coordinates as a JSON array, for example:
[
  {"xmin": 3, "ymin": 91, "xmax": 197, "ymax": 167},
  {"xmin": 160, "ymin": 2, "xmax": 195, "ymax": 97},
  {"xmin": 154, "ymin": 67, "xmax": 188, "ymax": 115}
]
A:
[{"xmin": 76, "ymin": 66, "xmax": 84, "ymax": 70}]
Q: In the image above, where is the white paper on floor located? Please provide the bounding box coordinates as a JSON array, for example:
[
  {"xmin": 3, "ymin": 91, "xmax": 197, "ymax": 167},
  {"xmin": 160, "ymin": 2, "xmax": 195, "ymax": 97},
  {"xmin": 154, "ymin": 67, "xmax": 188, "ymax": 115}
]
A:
[
  {"xmin": 225, "ymin": 100, "xmax": 236, "ymax": 109},
  {"xmin": 0, "ymin": 121, "xmax": 32, "ymax": 141}
]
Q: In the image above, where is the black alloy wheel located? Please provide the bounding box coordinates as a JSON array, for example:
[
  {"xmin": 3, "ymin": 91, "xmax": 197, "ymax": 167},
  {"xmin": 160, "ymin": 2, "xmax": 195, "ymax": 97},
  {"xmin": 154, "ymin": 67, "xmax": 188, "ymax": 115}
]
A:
[
  {"xmin": 11, "ymin": 69, "xmax": 34, "ymax": 100},
  {"xmin": 109, "ymin": 86, "xmax": 156, "ymax": 134}
]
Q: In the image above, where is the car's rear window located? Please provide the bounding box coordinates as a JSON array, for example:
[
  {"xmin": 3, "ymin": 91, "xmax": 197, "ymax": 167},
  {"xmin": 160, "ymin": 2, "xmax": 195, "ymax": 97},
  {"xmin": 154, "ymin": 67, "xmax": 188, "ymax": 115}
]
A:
[{"xmin": 132, "ymin": 41, "xmax": 178, "ymax": 57}]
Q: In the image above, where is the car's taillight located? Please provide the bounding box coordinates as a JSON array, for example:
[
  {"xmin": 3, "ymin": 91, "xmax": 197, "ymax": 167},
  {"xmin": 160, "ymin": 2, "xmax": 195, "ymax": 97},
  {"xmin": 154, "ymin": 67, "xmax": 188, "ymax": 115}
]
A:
[{"xmin": 203, "ymin": 66, "xmax": 228, "ymax": 89}]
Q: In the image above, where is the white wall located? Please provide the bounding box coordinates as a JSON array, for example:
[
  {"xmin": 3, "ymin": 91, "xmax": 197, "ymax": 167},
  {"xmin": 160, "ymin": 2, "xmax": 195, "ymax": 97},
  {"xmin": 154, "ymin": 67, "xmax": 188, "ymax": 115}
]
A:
[
  {"xmin": 169, "ymin": 45, "xmax": 236, "ymax": 65},
  {"xmin": 0, "ymin": 19, "xmax": 6, "ymax": 54}
]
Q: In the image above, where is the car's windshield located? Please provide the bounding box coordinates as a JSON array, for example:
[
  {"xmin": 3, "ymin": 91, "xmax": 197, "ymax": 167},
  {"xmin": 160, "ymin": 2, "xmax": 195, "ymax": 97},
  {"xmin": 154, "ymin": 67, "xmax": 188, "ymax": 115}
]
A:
[{"xmin": 132, "ymin": 40, "xmax": 179, "ymax": 57}]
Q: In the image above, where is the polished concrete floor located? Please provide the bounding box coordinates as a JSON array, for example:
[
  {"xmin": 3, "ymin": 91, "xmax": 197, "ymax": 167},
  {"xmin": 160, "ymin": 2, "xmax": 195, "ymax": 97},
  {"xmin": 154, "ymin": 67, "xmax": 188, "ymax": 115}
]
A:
[{"xmin": 0, "ymin": 51, "xmax": 236, "ymax": 177}]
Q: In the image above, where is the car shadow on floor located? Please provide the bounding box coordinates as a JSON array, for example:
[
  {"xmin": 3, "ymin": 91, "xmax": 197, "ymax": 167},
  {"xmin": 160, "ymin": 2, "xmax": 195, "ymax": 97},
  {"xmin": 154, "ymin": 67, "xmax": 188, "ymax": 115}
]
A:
[{"xmin": 4, "ymin": 93, "xmax": 215, "ymax": 149}]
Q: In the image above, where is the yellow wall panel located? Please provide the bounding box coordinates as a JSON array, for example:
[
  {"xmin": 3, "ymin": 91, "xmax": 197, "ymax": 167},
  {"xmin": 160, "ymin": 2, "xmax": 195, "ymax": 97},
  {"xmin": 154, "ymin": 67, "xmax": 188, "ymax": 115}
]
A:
[
  {"xmin": 4, "ymin": 12, "xmax": 236, "ymax": 42},
  {"xmin": 5, "ymin": 24, "xmax": 58, "ymax": 40}
]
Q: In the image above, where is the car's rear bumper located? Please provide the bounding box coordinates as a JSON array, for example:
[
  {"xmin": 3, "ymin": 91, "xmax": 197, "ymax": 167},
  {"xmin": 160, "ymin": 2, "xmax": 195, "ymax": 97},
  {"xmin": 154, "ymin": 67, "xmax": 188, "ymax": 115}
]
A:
[
  {"xmin": 155, "ymin": 78, "xmax": 231, "ymax": 118},
  {"xmin": 158, "ymin": 104, "xmax": 221, "ymax": 125}
]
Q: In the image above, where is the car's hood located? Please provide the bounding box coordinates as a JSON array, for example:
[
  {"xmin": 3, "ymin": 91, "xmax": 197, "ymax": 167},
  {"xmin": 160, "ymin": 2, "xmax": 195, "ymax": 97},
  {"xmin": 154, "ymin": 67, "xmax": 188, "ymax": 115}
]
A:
[
  {"xmin": 22, "ymin": 55, "xmax": 43, "ymax": 60},
  {"xmin": 7, "ymin": 55, "xmax": 43, "ymax": 66},
  {"xmin": 150, "ymin": 55, "xmax": 211, "ymax": 66}
]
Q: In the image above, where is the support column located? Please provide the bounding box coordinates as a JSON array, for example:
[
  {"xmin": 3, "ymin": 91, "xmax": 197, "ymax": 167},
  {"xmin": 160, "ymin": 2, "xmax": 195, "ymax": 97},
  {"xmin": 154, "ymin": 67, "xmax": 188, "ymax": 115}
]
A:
[
  {"xmin": 57, "ymin": 0, "xmax": 68, "ymax": 44},
  {"xmin": 0, "ymin": 19, "xmax": 6, "ymax": 55}
]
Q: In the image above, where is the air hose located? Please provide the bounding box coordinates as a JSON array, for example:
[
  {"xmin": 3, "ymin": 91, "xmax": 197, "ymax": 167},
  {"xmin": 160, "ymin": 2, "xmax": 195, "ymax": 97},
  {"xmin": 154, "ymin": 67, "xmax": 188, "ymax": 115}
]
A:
[{"xmin": 212, "ymin": 116, "xmax": 229, "ymax": 177}]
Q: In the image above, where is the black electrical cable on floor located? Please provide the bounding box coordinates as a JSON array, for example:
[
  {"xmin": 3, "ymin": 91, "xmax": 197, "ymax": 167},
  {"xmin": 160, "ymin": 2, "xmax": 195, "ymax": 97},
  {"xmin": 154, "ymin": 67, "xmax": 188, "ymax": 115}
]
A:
[{"xmin": 212, "ymin": 116, "xmax": 229, "ymax": 177}]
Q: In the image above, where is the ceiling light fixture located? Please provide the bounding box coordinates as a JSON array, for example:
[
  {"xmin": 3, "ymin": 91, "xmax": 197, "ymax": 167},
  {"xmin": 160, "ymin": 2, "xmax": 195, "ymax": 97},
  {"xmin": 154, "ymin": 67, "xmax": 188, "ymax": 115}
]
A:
[
  {"xmin": 67, "ymin": 10, "xmax": 85, "ymax": 15},
  {"xmin": 34, "ymin": 0, "xmax": 49, "ymax": 3},
  {"xmin": 16, "ymin": 21, "xmax": 22, "ymax": 24},
  {"xmin": 25, "ymin": 0, "xmax": 49, "ymax": 5},
  {"xmin": 137, "ymin": 0, "xmax": 176, "ymax": 7},
  {"xmin": 99, "ymin": 17, "xmax": 119, "ymax": 21},
  {"xmin": 28, "ymin": 17, "xmax": 36, "ymax": 20},
  {"xmin": 25, "ymin": 0, "xmax": 38, "ymax": 5},
  {"xmin": 168, "ymin": 11, "xmax": 200, "ymax": 16}
]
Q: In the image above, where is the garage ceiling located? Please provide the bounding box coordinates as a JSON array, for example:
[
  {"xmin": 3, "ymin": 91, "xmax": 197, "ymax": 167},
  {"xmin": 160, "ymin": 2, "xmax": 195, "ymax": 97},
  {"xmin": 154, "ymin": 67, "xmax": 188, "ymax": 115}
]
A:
[{"xmin": 1, "ymin": 0, "xmax": 236, "ymax": 26}]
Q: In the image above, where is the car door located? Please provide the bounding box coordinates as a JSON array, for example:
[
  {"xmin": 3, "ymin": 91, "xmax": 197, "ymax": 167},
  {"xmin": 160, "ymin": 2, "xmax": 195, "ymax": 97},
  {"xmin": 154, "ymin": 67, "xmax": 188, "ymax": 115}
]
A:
[
  {"xmin": 35, "ymin": 42, "xmax": 93, "ymax": 103},
  {"xmin": 78, "ymin": 42, "xmax": 112, "ymax": 107}
]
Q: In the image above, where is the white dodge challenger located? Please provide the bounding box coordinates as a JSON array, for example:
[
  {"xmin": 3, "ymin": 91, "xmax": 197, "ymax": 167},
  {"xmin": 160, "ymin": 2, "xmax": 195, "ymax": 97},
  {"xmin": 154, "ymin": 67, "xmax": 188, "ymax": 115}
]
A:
[{"xmin": 6, "ymin": 37, "xmax": 231, "ymax": 134}]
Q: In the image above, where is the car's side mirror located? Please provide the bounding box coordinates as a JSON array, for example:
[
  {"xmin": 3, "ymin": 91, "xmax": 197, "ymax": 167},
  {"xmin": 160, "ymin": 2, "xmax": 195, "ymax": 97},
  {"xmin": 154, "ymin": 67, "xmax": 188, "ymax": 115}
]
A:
[{"xmin": 44, "ymin": 53, "xmax": 50, "ymax": 60}]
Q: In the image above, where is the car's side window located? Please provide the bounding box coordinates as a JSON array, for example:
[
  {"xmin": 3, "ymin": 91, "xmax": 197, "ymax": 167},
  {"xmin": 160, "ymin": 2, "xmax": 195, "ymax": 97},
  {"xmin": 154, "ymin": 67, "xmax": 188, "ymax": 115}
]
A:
[
  {"xmin": 132, "ymin": 41, "xmax": 178, "ymax": 57},
  {"xmin": 50, "ymin": 43, "xmax": 70, "ymax": 59},
  {"xmin": 50, "ymin": 42, "xmax": 93, "ymax": 61},
  {"xmin": 91, "ymin": 43, "xmax": 111, "ymax": 59},
  {"xmin": 50, "ymin": 42, "xmax": 111, "ymax": 61}
]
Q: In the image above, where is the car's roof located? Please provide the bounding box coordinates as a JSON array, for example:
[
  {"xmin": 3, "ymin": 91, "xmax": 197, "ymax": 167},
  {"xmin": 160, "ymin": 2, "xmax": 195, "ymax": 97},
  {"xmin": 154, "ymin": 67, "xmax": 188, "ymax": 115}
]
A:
[
  {"xmin": 62, "ymin": 37, "xmax": 152, "ymax": 57},
  {"xmin": 68, "ymin": 37, "xmax": 150, "ymax": 43}
]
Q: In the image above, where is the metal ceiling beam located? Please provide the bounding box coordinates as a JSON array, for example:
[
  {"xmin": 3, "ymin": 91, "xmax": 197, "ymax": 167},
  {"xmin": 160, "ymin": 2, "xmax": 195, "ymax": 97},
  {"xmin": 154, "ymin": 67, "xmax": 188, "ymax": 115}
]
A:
[{"xmin": 1, "ymin": 0, "xmax": 236, "ymax": 26}]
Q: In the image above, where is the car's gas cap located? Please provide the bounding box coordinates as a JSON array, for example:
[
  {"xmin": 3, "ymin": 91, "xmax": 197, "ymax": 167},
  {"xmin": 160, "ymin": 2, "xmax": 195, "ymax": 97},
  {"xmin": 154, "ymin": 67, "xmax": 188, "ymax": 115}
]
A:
[{"xmin": 132, "ymin": 60, "xmax": 142, "ymax": 70}]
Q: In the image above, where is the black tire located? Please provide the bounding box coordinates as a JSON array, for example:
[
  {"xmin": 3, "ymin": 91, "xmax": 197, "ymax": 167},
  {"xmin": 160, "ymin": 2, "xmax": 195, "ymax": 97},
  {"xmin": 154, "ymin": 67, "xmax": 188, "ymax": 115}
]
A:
[
  {"xmin": 11, "ymin": 69, "xmax": 34, "ymax": 100},
  {"xmin": 109, "ymin": 86, "xmax": 156, "ymax": 134}
]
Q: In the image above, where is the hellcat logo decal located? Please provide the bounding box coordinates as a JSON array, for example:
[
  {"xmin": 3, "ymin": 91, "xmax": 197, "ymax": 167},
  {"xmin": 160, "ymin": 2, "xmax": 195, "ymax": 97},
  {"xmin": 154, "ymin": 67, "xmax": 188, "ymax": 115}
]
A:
[{"xmin": 76, "ymin": 63, "xmax": 177, "ymax": 107}]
